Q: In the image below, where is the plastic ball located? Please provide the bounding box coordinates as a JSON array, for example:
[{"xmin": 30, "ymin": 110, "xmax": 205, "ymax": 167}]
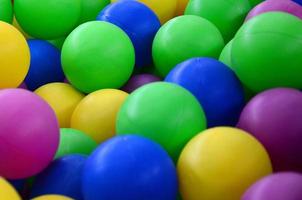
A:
[
  {"xmin": 25, "ymin": 40, "xmax": 65, "ymax": 91},
  {"xmin": 97, "ymin": 0, "xmax": 161, "ymax": 67},
  {"xmin": 0, "ymin": 21, "xmax": 30, "ymax": 89},
  {"xmin": 232, "ymin": 12, "xmax": 302, "ymax": 93},
  {"xmin": 82, "ymin": 135, "xmax": 178, "ymax": 200},
  {"xmin": 166, "ymin": 58, "xmax": 245, "ymax": 127},
  {"xmin": 0, "ymin": 0, "xmax": 13, "ymax": 23},
  {"xmin": 71, "ymin": 89, "xmax": 128, "ymax": 143},
  {"xmin": 48, "ymin": 37, "xmax": 65, "ymax": 50},
  {"xmin": 243, "ymin": 172, "xmax": 302, "ymax": 200},
  {"xmin": 293, "ymin": 0, "xmax": 302, "ymax": 6},
  {"xmin": 61, "ymin": 21, "xmax": 135, "ymax": 93},
  {"xmin": 35, "ymin": 83, "xmax": 84, "ymax": 128},
  {"xmin": 246, "ymin": 0, "xmax": 302, "ymax": 21},
  {"xmin": 55, "ymin": 128, "xmax": 98, "ymax": 159},
  {"xmin": 12, "ymin": 16, "xmax": 31, "ymax": 39},
  {"xmin": 31, "ymin": 155, "xmax": 87, "ymax": 200},
  {"xmin": 79, "ymin": 0, "xmax": 110, "ymax": 23},
  {"xmin": 185, "ymin": 0, "xmax": 251, "ymax": 42},
  {"xmin": 237, "ymin": 88, "xmax": 302, "ymax": 172},
  {"xmin": 117, "ymin": 82, "xmax": 206, "ymax": 161},
  {"xmin": 178, "ymin": 127, "xmax": 272, "ymax": 200},
  {"xmin": 249, "ymin": 0, "xmax": 263, "ymax": 7},
  {"xmin": 0, "ymin": 89, "xmax": 59, "ymax": 179},
  {"xmin": 122, "ymin": 74, "xmax": 161, "ymax": 93},
  {"xmin": 14, "ymin": 0, "xmax": 81, "ymax": 39},
  {"xmin": 32, "ymin": 195, "xmax": 74, "ymax": 200},
  {"xmin": 176, "ymin": 0, "xmax": 189, "ymax": 15},
  {"xmin": 9, "ymin": 179, "xmax": 26, "ymax": 192},
  {"xmin": 0, "ymin": 178, "xmax": 21, "ymax": 200}
]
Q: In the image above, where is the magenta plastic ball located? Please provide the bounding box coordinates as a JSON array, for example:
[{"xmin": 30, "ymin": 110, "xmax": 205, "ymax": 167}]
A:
[
  {"xmin": 0, "ymin": 89, "xmax": 59, "ymax": 179},
  {"xmin": 122, "ymin": 74, "xmax": 161, "ymax": 93},
  {"xmin": 237, "ymin": 88, "xmax": 302, "ymax": 172},
  {"xmin": 242, "ymin": 172, "xmax": 302, "ymax": 200},
  {"xmin": 246, "ymin": 0, "xmax": 302, "ymax": 21}
]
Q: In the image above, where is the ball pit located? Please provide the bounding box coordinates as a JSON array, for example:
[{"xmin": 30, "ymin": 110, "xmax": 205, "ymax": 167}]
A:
[
  {"xmin": 35, "ymin": 83, "xmax": 84, "ymax": 128},
  {"xmin": 82, "ymin": 135, "xmax": 178, "ymax": 200},
  {"xmin": 117, "ymin": 82, "xmax": 206, "ymax": 161},
  {"xmin": 153, "ymin": 15, "xmax": 224, "ymax": 76},
  {"xmin": 178, "ymin": 127, "xmax": 272, "ymax": 200},
  {"xmin": 238, "ymin": 88, "xmax": 302, "ymax": 172},
  {"xmin": 61, "ymin": 21, "xmax": 135, "ymax": 93},
  {"xmin": 0, "ymin": 21, "xmax": 30, "ymax": 89},
  {"xmin": 32, "ymin": 195, "xmax": 74, "ymax": 200},
  {"xmin": 0, "ymin": 178, "xmax": 21, "ymax": 200},
  {"xmin": 0, "ymin": 0, "xmax": 13, "ymax": 23},
  {"xmin": 122, "ymin": 74, "xmax": 161, "ymax": 93},
  {"xmin": 0, "ymin": 89, "xmax": 59, "ymax": 179}
]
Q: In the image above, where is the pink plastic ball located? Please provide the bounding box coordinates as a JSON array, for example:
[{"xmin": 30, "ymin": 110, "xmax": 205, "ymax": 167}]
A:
[{"xmin": 0, "ymin": 89, "xmax": 59, "ymax": 179}]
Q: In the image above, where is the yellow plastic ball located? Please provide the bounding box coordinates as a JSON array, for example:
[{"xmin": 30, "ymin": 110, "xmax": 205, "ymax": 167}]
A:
[
  {"xmin": 176, "ymin": 0, "xmax": 189, "ymax": 16},
  {"xmin": 71, "ymin": 89, "xmax": 128, "ymax": 143},
  {"xmin": 178, "ymin": 127, "xmax": 272, "ymax": 200},
  {"xmin": 0, "ymin": 21, "xmax": 30, "ymax": 89},
  {"xmin": 0, "ymin": 178, "xmax": 21, "ymax": 200},
  {"xmin": 12, "ymin": 16, "xmax": 31, "ymax": 39},
  {"xmin": 111, "ymin": 0, "xmax": 177, "ymax": 24},
  {"xmin": 32, "ymin": 195, "xmax": 74, "ymax": 200},
  {"xmin": 35, "ymin": 83, "xmax": 85, "ymax": 128}
]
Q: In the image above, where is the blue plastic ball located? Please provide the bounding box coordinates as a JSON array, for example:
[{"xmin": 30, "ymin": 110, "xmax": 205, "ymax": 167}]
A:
[
  {"xmin": 9, "ymin": 179, "xmax": 26, "ymax": 192},
  {"xmin": 82, "ymin": 135, "xmax": 178, "ymax": 200},
  {"xmin": 96, "ymin": 0, "xmax": 161, "ymax": 67},
  {"xmin": 293, "ymin": 0, "xmax": 302, "ymax": 6},
  {"xmin": 165, "ymin": 57, "xmax": 245, "ymax": 127},
  {"xmin": 25, "ymin": 39, "xmax": 65, "ymax": 91},
  {"xmin": 31, "ymin": 155, "xmax": 87, "ymax": 200}
]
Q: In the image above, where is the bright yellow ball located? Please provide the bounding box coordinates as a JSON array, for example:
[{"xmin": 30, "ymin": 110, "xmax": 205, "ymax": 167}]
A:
[
  {"xmin": 35, "ymin": 83, "xmax": 85, "ymax": 128},
  {"xmin": 32, "ymin": 195, "xmax": 74, "ymax": 200},
  {"xmin": 176, "ymin": 0, "xmax": 189, "ymax": 16},
  {"xmin": 0, "ymin": 21, "xmax": 30, "ymax": 89},
  {"xmin": 71, "ymin": 89, "xmax": 128, "ymax": 143},
  {"xmin": 0, "ymin": 178, "xmax": 21, "ymax": 200},
  {"xmin": 178, "ymin": 127, "xmax": 272, "ymax": 200}
]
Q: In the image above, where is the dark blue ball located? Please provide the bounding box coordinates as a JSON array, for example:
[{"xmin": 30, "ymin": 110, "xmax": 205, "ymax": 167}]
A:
[
  {"xmin": 165, "ymin": 57, "xmax": 245, "ymax": 127},
  {"xmin": 96, "ymin": 0, "xmax": 161, "ymax": 67},
  {"xmin": 31, "ymin": 155, "xmax": 87, "ymax": 200},
  {"xmin": 9, "ymin": 179, "xmax": 26, "ymax": 192},
  {"xmin": 293, "ymin": 0, "xmax": 302, "ymax": 6},
  {"xmin": 25, "ymin": 39, "xmax": 65, "ymax": 91},
  {"xmin": 82, "ymin": 135, "xmax": 178, "ymax": 200}
]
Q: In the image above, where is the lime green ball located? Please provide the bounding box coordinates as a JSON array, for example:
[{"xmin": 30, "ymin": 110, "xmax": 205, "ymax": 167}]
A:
[
  {"xmin": 0, "ymin": 0, "xmax": 13, "ymax": 23},
  {"xmin": 116, "ymin": 82, "xmax": 207, "ymax": 161},
  {"xmin": 232, "ymin": 12, "xmax": 302, "ymax": 93},
  {"xmin": 55, "ymin": 128, "xmax": 98, "ymax": 159},
  {"xmin": 48, "ymin": 37, "xmax": 66, "ymax": 50},
  {"xmin": 14, "ymin": 0, "xmax": 81, "ymax": 39},
  {"xmin": 152, "ymin": 15, "xmax": 224, "ymax": 77},
  {"xmin": 62, "ymin": 21, "xmax": 135, "ymax": 93},
  {"xmin": 185, "ymin": 0, "xmax": 251, "ymax": 42},
  {"xmin": 79, "ymin": 0, "xmax": 110, "ymax": 23}
]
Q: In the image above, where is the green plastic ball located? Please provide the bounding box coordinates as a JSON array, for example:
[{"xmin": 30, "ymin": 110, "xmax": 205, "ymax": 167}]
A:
[
  {"xmin": 0, "ymin": 0, "xmax": 13, "ymax": 23},
  {"xmin": 55, "ymin": 128, "xmax": 98, "ymax": 159},
  {"xmin": 152, "ymin": 15, "xmax": 224, "ymax": 77},
  {"xmin": 249, "ymin": 0, "xmax": 263, "ymax": 7},
  {"xmin": 185, "ymin": 0, "xmax": 251, "ymax": 42},
  {"xmin": 48, "ymin": 37, "xmax": 66, "ymax": 50},
  {"xmin": 79, "ymin": 0, "xmax": 110, "ymax": 23},
  {"xmin": 62, "ymin": 21, "xmax": 135, "ymax": 93},
  {"xmin": 116, "ymin": 82, "xmax": 207, "ymax": 161},
  {"xmin": 232, "ymin": 12, "xmax": 302, "ymax": 93},
  {"xmin": 14, "ymin": 0, "xmax": 81, "ymax": 39}
]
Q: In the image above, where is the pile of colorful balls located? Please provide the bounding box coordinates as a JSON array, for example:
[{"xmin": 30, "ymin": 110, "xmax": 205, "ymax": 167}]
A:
[{"xmin": 1, "ymin": 0, "xmax": 302, "ymax": 199}]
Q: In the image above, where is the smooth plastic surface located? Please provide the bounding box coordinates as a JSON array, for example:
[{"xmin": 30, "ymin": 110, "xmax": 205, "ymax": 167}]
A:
[
  {"xmin": 122, "ymin": 74, "xmax": 161, "ymax": 93},
  {"xmin": 0, "ymin": 0, "xmax": 13, "ymax": 23},
  {"xmin": 32, "ymin": 195, "xmax": 73, "ymax": 200},
  {"xmin": 0, "ymin": 178, "xmax": 21, "ymax": 200},
  {"xmin": 79, "ymin": 0, "xmax": 109, "ymax": 23}
]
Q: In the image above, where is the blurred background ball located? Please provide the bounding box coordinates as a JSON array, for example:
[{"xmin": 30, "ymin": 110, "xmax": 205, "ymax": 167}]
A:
[
  {"xmin": 166, "ymin": 58, "xmax": 245, "ymax": 127},
  {"xmin": 25, "ymin": 40, "xmax": 65, "ymax": 91},
  {"xmin": 79, "ymin": 0, "xmax": 110, "ymax": 23},
  {"xmin": 0, "ymin": 21, "xmax": 30, "ymax": 89},
  {"xmin": 238, "ymin": 88, "xmax": 302, "ymax": 172},
  {"xmin": 32, "ymin": 195, "xmax": 74, "ymax": 200},
  {"xmin": 232, "ymin": 12, "xmax": 302, "ymax": 93},
  {"xmin": 31, "ymin": 155, "xmax": 87, "ymax": 200},
  {"xmin": 97, "ymin": 0, "xmax": 160, "ymax": 67},
  {"xmin": 178, "ymin": 127, "xmax": 272, "ymax": 200},
  {"xmin": 35, "ymin": 83, "xmax": 84, "ymax": 128},
  {"xmin": 71, "ymin": 89, "xmax": 128, "ymax": 143},
  {"xmin": 293, "ymin": 0, "xmax": 302, "ymax": 6},
  {"xmin": 55, "ymin": 128, "xmax": 97, "ymax": 159},
  {"xmin": 62, "ymin": 21, "xmax": 135, "ymax": 93},
  {"xmin": 82, "ymin": 135, "xmax": 178, "ymax": 200},
  {"xmin": 117, "ymin": 82, "xmax": 206, "ymax": 161},
  {"xmin": 14, "ymin": 0, "xmax": 81, "ymax": 39},
  {"xmin": 153, "ymin": 15, "xmax": 224, "ymax": 77},
  {"xmin": 0, "ymin": 0, "xmax": 13, "ymax": 23},
  {"xmin": 0, "ymin": 89, "xmax": 59, "ymax": 179},
  {"xmin": 242, "ymin": 172, "xmax": 302, "ymax": 200},
  {"xmin": 0, "ymin": 178, "xmax": 21, "ymax": 200},
  {"xmin": 122, "ymin": 74, "xmax": 161, "ymax": 93}
]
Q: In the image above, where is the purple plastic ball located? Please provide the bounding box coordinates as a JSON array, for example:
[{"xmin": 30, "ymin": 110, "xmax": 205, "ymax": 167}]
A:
[
  {"xmin": 122, "ymin": 74, "xmax": 161, "ymax": 93},
  {"xmin": 237, "ymin": 88, "xmax": 302, "ymax": 172},
  {"xmin": 242, "ymin": 172, "xmax": 302, "ymax": 200},
  {"xmin": 246, "ymin": 0, "xmax": 302, "ymax": 21}
]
